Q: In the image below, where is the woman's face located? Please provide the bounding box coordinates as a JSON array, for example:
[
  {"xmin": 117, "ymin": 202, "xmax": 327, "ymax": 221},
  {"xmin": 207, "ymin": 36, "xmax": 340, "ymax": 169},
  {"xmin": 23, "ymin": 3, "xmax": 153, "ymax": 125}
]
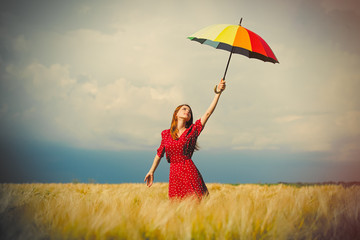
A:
[{"xmin": 177, "ymin": 105, "xmax": 192, "ymax": 122}]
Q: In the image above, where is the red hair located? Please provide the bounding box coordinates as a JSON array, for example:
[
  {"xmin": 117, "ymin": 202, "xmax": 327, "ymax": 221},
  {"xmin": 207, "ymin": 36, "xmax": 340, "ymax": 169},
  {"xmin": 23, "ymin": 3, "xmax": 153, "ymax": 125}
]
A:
[{"xmin": 170, "ymin": 104, "xmax": 199, "ymax": 150}]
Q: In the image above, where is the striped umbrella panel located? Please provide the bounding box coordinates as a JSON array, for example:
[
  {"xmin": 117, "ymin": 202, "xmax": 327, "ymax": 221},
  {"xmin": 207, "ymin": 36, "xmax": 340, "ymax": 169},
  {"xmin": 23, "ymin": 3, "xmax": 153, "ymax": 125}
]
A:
[{"xmin": 188, "ymin": 24, "xmax": 278, "ymax": 63}]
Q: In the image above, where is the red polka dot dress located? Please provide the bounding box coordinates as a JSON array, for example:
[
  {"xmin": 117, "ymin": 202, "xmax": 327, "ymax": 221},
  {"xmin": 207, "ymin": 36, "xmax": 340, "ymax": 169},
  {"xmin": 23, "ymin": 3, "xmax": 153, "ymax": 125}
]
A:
[{"xmin": 157, "ymin": 119, "xmax": 209, "ymax": 200}]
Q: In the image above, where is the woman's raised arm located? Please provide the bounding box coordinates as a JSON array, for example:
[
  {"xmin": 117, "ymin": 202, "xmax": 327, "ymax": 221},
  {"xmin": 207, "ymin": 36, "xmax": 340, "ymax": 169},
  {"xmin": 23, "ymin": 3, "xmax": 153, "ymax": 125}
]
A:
[{"xmin": 200, "ymin": 79, "xmax": 226, "ymax": 126}]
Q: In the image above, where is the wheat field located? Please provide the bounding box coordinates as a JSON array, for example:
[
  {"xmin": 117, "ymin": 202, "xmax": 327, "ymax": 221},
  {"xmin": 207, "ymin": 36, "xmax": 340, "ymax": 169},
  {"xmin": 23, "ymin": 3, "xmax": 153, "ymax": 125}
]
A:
[{"xmin": 0, "ymin": 183, "xmax": 359, "ymax": 240}]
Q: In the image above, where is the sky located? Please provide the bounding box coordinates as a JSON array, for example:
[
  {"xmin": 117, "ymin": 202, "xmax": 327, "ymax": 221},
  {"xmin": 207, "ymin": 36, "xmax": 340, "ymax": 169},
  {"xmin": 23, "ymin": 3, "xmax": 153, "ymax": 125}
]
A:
[{"xmin": 1, "ymin": 0, "xmax": 359, "ymax": 184}]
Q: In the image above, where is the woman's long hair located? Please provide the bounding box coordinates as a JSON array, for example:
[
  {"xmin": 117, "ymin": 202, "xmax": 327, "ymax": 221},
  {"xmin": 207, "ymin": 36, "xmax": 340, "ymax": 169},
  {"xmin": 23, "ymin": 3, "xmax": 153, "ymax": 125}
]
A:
[{"xmin": 170, "ymin": 104, "xmax": 199, "ymax": 151}]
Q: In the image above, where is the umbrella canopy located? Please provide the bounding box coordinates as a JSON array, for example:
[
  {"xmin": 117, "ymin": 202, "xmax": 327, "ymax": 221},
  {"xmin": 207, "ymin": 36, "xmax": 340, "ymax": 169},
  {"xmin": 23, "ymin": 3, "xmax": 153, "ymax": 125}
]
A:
[{"xmin": 188, "ymin": 18, "xmax": 278, "ymax": 84}]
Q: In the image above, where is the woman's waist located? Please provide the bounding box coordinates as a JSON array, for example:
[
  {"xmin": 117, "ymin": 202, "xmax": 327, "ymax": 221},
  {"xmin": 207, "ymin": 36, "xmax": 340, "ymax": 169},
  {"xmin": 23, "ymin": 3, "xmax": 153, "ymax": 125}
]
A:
[{"xmin": 169, "ymin": 158, "xmax": 192, "ymax": 164}]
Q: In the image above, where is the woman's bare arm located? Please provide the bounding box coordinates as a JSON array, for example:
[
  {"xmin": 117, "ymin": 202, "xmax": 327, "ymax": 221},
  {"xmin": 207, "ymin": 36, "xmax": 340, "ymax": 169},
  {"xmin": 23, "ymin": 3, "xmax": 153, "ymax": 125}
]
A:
[
  {"xmin": 201, "ymin": 79, "xmax": 226, "ymax": 126},
  {"xmin": 144, "ymin": 154, "xmax": 161, "ymax": 187}
]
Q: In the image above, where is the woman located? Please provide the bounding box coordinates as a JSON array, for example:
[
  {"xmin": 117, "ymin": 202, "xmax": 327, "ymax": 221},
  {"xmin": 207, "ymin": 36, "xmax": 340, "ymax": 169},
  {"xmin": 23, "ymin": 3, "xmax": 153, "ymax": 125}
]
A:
[{"xmin": 144, "ymin": 79, "xmax": 226, "ymax": 200}]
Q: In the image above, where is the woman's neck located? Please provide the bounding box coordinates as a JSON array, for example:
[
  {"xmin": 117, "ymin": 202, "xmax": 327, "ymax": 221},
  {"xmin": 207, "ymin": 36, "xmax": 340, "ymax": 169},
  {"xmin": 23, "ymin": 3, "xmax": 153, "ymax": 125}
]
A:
[{"xmin": 177, "ymin": 118, "xmax": 187, "ymax": 131}]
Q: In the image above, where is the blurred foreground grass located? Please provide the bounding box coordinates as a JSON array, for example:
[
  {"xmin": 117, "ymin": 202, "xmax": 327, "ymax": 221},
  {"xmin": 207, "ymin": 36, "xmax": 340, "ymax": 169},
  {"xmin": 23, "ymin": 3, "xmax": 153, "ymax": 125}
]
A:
[{"xmin": 0, "ymin": 183, "xmax": 359, "ymax": 239}]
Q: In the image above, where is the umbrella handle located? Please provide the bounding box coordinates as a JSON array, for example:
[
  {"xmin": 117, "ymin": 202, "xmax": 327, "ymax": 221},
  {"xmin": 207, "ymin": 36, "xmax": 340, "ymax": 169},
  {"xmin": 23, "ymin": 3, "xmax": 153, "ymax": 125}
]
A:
[{"xmin": 214, "ymin": 85, "xmax": 223, "ymax": 94}]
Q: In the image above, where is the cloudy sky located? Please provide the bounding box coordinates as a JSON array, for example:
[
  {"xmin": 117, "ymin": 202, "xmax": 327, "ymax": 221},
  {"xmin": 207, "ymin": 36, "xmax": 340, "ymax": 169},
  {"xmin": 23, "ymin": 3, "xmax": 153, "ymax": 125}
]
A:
[{"xmin": 1, "ymin": 0, "xmax": 359, "ymax": 183}]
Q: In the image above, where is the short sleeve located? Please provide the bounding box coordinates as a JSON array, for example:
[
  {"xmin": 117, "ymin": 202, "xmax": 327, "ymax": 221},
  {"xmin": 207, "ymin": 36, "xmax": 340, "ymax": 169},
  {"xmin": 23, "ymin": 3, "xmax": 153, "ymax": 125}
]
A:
[
  {"xmin": 156, "ymin": 130, "xmax": 166, "ymax": 158},
  {"xmin": 194, "ymin": 119, "xmax": 203, "ymax": 137}
]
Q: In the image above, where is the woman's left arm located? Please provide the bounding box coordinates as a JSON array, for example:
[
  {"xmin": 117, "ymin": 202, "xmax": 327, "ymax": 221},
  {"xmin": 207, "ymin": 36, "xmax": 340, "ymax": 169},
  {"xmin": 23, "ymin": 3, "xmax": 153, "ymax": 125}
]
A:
[{"xmin": 201, "ymin": 79, "xmax": 226, "ymax": 126}]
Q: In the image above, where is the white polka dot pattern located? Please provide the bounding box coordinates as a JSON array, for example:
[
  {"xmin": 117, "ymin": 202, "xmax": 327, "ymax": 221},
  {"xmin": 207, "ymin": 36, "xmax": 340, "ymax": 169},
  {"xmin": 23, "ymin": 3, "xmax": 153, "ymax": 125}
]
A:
[{"xmin": 157, "ymin": 119, "xmax": 209, "ymax": 200}]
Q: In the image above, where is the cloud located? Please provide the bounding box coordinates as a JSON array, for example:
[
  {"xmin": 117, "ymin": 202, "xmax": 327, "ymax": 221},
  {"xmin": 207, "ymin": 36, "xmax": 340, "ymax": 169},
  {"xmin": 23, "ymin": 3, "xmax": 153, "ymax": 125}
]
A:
[
  {"xmin": 274, "ymin": 115, "xmax": 303, "ymax": 123},
  {"xmin": 4, "ymin": 61, "xmax": 184, "ymax": 150},
  {"xmin": 216, "ymin": 41, "xmax": 360, "ymax": 157},
  {"xmin": 0, "ymin": 0, "xmax": 359, "ymax": 163},
  {"xmin": 321, "ymin": 0, "xmax": 360, "ymax": 14},
  {"xmin": 292, "ymin": 0, "xmax": 360, "ymax": 54},
  {"xmin": 336, "ymin": 111, "xmax": 360, "ymax": 136}
]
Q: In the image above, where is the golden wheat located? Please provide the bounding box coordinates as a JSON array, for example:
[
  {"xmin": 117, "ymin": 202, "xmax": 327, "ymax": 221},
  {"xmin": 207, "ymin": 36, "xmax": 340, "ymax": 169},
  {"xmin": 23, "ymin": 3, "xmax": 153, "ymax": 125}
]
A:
[{"xmin": 0, "ymin": 183, "xmax": 359, "ymax": 239}]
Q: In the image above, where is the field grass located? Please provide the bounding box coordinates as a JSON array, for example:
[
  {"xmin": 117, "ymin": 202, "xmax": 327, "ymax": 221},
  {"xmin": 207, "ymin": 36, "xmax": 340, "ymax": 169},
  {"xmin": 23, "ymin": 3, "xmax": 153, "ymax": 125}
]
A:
[{"xmin": 0, "ymin": 183, "xmax": 359, "ymax": 239}]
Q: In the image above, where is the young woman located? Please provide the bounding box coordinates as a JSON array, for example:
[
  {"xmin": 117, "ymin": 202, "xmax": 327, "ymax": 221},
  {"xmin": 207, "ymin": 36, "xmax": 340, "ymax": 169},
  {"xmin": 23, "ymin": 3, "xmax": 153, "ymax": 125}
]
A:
[{"xmin": 144, "ymin": 79, "xmax": 226, "ymax": 200}]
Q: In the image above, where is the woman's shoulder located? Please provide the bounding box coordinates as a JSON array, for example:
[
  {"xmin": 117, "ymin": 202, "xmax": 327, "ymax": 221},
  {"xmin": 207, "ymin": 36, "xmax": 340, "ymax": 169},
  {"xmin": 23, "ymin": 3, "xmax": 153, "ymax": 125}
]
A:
[
  {"xmin": 161, "ymin": 129, "xmax": 170, "ymax": 136},
  {"xmin": 193, "ymin": 118, "xmax": 204, "ymax": 133},
  {"xmin": 194, "ymin": 118, "xmax": 202, "ymax": 125},
  {"xmin": 194, "ymin": 118, "xmax": 203, "ymax": 128}
]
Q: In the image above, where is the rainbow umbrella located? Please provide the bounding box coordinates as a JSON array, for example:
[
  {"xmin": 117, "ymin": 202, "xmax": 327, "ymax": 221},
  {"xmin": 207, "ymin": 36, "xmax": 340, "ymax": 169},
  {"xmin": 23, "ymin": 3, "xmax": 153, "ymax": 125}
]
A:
[{"xmin": 188, "ymin": 18, "xmax": 278, "ymax": 89}]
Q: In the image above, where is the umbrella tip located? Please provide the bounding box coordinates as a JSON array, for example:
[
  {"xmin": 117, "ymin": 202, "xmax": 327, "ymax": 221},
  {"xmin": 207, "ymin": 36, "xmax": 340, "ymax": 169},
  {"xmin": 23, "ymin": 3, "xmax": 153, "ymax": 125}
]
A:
[{"xmin": 239, "ymin": 18, "xmax": 243, "ymax": 26}]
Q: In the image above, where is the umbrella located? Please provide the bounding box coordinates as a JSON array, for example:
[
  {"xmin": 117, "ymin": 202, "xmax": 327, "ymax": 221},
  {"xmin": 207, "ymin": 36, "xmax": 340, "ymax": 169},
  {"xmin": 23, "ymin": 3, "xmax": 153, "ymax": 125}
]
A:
[{"xmin": 188, "ymin": 18, "xmax": 278, "ymax": 91}]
